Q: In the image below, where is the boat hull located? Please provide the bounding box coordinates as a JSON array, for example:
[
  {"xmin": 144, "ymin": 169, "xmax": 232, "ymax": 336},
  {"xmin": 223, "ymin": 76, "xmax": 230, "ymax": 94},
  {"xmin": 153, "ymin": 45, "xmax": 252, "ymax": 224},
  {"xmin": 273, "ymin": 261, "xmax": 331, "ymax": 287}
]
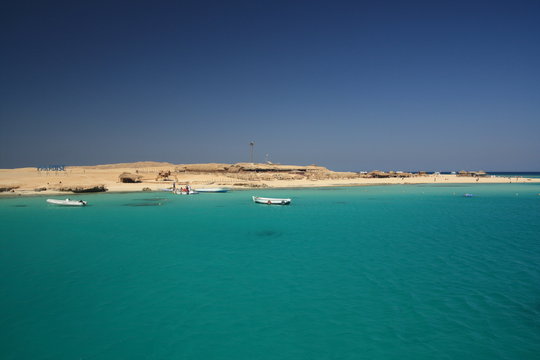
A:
[
  {"xmin": 173, "ymin": 189, "xmax": 198, "ymax": 195},
  {"xmin": 252, "ymin": 196, "xmax": 291, "ymax": 205},
  {"xmin": 46, "ymin": 199, "xmax": 87, "ymax": 206},
  {"xmin": 194, "ymin": 188, "xmax": 229, "ymax": 193}
]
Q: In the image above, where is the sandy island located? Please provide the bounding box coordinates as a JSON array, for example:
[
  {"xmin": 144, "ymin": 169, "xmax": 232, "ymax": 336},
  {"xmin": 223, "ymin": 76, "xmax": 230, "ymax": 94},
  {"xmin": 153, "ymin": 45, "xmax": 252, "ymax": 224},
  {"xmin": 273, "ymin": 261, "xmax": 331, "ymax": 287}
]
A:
[{"xmin": 1, "ymin": 161, "xmax": 538, "ymax": 196}]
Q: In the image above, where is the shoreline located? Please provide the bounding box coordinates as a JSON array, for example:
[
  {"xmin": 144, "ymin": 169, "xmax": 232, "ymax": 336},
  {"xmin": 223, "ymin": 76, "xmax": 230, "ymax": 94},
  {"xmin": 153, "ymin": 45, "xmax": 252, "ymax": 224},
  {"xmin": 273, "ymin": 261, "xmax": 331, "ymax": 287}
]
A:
[
  {"xmin": 0, "ymin": 182, "xmax": 414, "ymax": 198},
  {"xmin": 2, "ymin": 181, "xmax": 539, "ymax": 199},
  {"xmin": 2, "ymin": 162, "xmax": 539, "ymax": 197}
]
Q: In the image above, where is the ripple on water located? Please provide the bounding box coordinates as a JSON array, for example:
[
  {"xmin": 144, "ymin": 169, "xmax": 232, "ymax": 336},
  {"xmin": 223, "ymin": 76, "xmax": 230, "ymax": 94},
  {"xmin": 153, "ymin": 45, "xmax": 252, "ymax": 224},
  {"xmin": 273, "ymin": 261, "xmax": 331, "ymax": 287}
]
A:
[
  {"xmin": 1, "ymin": 185, "xmax": 539, "ymax": 359},
  {"xmin": 313, "ymin": 188, "xmax": 345, "ymax": 191},
  {"xmin": 123, "ymin": 202, "xmax": 163, "ymax": 207},
  {"xmin": 415, "ymin": 184, "xmax": 474, "ymax": 188},
  {"xmin": 254, "ymin": 230, "xmax": 282, "ymax": 238}
]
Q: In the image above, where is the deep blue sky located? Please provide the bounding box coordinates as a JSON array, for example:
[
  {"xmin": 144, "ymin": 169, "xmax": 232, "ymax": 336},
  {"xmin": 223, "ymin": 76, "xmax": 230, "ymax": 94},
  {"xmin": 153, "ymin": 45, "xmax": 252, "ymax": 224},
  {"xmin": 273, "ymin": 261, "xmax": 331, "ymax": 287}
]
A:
[{"xmin": 1, "ymin": 0, "xmax": 539, "ymax": 171}]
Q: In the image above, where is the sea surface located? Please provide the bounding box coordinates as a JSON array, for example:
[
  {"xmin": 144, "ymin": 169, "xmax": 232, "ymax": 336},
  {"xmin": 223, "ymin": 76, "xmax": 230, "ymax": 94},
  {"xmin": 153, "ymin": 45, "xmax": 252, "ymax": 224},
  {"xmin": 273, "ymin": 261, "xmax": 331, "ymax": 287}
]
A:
[
  {"xmin": 1, "ymin": 184, "xmax": 539, "ymax": 360},
  {"xmin": 490, "ymin": 172, "xmax": 540, "ymax": 179}
]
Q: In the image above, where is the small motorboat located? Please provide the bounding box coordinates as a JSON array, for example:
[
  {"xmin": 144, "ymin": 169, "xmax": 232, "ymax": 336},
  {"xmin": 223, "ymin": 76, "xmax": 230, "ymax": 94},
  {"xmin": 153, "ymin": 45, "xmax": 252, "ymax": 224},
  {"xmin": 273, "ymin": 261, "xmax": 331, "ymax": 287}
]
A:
[
  {"xmin": 172, "ymin": 184, "xmax": 198, "ymax": 195},
  {"xmin": 463, "ymin": 193, "xmax": 474, "ymax": 197},
  {"xmin": 194, "ymin": 188, "xmax": 229, "ymax": 193},
  {"xmin": 173, "ymin": 188, "xmax": 198, "ymax": 195},
  {"xmin": 252, "ymin": 196, "xmax": 291, "ymax": 205},
  {"xmin": 47, "ymin": 198, "xmax": 87, "ymax": 206}
]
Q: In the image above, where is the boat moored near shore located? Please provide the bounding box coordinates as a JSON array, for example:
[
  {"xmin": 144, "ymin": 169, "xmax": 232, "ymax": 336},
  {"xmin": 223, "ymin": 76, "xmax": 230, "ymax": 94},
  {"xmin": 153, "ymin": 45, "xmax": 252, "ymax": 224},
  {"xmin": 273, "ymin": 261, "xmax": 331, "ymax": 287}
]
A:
[
  {"xmin": 46, "ymin": 198, "xmax": 87, "ymax": 206},
  {"xmin": 252, "ymin": 196, "xmax": 291, "ymax": 205},
  {"xmin": 173, "ymin": 184, "xmax": 198, "ymax": 195},
  {"xmin": 194, "ymin": 188, "xmax": 229, "ymax": 193}
]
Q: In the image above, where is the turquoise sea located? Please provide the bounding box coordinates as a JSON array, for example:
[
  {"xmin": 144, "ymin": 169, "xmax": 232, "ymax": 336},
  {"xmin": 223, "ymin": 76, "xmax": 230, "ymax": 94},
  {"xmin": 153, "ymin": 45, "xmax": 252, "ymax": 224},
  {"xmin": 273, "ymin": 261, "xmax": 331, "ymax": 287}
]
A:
[{"xmin": 1, "ymin": 184, "xmax": 540, "ymax": 360}]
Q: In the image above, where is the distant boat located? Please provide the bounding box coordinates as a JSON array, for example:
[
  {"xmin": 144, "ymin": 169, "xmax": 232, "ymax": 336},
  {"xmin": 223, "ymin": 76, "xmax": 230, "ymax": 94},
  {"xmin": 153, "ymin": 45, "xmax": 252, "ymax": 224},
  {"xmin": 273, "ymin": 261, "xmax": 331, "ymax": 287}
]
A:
[
  {"xmin": 252, "ymin": 196, "xmax": 291, "ymax": 205},
  {"xmin": 194, "ymin": 188, "xmax": 229, "ymax": 193},
  {"xmin": 173, "ymin": 185, "xmax": 198, "ymax": 195},
  {"xmin": 47, "ymin": 198, "xmax": 87, "ymax": 206},
  {"xmin": 173, "ymin": 189, "xmax": 198, "ymax": 195},
  {"xmin": 463, "ymin": 193, "xmax": 474, "ymax": 197}
]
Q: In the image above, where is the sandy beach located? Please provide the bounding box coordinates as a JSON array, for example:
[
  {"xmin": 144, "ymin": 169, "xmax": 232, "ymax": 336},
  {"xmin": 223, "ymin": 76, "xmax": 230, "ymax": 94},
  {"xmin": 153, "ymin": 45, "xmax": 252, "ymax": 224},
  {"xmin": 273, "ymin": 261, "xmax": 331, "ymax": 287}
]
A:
[{"xmin": 1, "ymin": 161, "xmax": 538, "ymax": 197}]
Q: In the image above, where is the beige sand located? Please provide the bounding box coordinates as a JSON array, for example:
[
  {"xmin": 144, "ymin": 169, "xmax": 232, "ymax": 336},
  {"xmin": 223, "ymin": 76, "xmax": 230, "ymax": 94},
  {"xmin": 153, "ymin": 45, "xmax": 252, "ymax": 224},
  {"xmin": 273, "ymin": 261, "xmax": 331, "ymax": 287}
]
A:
[{"xmin": 1, "ymin": 162, "xmax": 538, "ymax": 197}]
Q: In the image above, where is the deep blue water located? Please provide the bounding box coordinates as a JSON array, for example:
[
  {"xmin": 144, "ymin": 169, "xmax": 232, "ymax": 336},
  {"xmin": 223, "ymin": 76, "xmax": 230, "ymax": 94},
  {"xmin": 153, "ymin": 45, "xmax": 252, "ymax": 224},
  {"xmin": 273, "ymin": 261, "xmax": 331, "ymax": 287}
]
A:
[{"xmin": 1, "ymin": 184, "xmax": 540, "ymax": 359}]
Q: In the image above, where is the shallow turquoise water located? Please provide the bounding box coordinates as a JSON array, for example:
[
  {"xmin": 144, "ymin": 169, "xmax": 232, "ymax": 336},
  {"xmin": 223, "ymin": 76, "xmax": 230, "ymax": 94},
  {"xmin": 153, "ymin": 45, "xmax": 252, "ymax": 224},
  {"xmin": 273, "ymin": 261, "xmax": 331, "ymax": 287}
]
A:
[{"xmin": 1, "ymin": 184, "xmax": 540, "ymax": 359}]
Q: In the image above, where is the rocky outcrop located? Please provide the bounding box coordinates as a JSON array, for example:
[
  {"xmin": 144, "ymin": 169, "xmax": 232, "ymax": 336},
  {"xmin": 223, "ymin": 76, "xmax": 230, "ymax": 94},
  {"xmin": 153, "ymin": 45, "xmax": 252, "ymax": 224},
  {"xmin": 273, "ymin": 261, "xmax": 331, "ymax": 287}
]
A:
[
  {"xmin": 119, "ymin": 172, "xmax": 142, "ymax": 183},
  {"xmin": 368, "ymin": 171, "xmax": 390, "ymax": 178},
  {"xmin": 58, "ymin": 185, "xmax": 107, "ymax": 193},
  {"xmin": 174, "ymin": 162, "xmax": 331, "ymax": 174},
  {"xmin": 228, "ymin": 163, "xmax": 329, "ymax": 173},
  {"xmin": 175, "ymin": 163, "xmax": 231, "ymax": 172},
  {"xmin": 365, "ymin": 171, "xmax": 416, "ymax": 178},
  {"xmin": 458, "ymin": 170, "xmax": 488, "ymax": 177},
  {"xmin": 0, "ymin": 185, "xmax": 19, "ymax": 192}
]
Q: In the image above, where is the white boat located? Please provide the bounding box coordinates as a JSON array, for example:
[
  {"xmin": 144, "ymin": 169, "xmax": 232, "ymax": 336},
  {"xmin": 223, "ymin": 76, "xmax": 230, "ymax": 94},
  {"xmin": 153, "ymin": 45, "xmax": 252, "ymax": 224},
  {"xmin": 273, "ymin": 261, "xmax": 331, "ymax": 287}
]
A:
[
  {"xmin": 173, "ymin": 189, "xmax": 198, "ymax": 195},
  {"xmin": 172, "ymin": 185, "xmax": 198, "ymax": 195},
  {"xmin": 194, "ymin": 187, "xmax": 229, "ymax": 193},
  {"xmin": 252, "ymin": 196, "xmax": 291, "ymax": 205},
  {"xmin": 46, "ymin": 198, "xmax": 87, "ymax": 206}
]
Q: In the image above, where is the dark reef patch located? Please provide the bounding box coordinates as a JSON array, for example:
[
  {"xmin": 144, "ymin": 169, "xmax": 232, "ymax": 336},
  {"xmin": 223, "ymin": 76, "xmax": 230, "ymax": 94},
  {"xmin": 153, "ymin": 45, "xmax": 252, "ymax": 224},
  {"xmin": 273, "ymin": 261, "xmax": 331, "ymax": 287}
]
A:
[
  {"xmin": 255, "ymin": 230, "xmax": 282, "ymax": 238},
  {"xmin": 124, "ymin": 202, "xmax": 163, "ymax": 207}
]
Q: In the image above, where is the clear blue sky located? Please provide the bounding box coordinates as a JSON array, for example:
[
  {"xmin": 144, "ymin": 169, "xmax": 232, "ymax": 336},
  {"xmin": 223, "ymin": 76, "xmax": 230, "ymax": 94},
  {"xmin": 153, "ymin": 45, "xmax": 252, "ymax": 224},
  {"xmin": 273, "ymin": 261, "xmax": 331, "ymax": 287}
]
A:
[{"xmin": 1, "ymin": 0, "xmax": 539, "ymax": 171}]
